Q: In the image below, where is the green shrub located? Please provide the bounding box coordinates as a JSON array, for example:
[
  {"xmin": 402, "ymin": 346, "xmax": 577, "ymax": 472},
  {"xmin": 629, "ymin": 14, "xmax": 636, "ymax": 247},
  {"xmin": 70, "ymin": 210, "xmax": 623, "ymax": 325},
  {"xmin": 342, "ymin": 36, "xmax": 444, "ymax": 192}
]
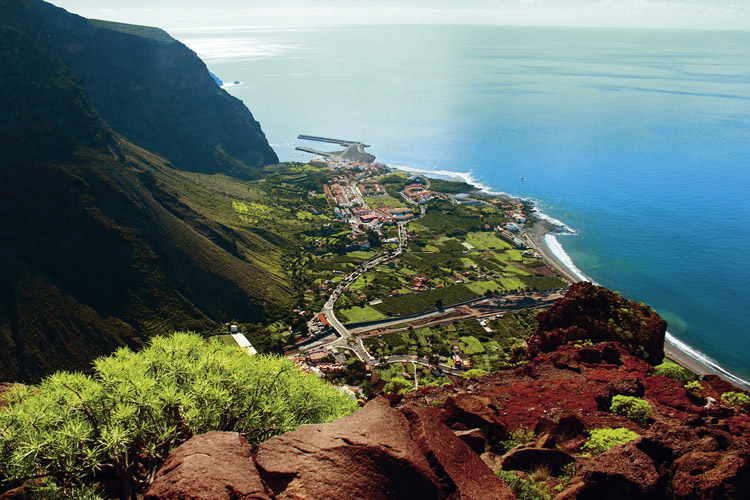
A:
[
  {"xmin": 722, "ymin": 391, "xmax": 750, "ymax": 411},
  {"xmin": 684, "ymin": 380, "xmax": 702, "ymax": 391},
  {"xmin": 463, "ymin": 368, "xmax": 489, "ymax": 379},
  {"xmin": 582, "ymin": 427, "xmax": 640, "ymax": 454},
  {"xmin": 610, "ymin": 395, "xmax": 652, "ymax": 425},
  {"xmin": 0, "ymin": 332, "xmax": 357, "ymax": 499},
  {"xmin": 654, "ymin": 360, "xmax": 696, "ymax": 384},
  {"xmin": 496, "ymin": 470, "xmax": 552, "ymax": 500},
  {"xmin": 498, "ymin": 427, "xmax": 536, "ymax": 454},
  {"xmin": 383, "ymin": 377, "xmax": 413, "ymax": 395}
]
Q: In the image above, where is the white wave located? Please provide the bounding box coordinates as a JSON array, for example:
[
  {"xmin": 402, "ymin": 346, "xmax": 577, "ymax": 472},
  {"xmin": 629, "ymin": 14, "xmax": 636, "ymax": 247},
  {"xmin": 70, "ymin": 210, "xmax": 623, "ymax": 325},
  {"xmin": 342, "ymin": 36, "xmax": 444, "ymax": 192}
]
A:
[
  {"xmin": 543, "ymin": 234, "xmax": 596, "ymax": 284},
  {"xmin": 385, "ymin": 163, "xmax": 516, "ymax": 198},
  {"xmin": 665, "ymin": 333, "xmax": 750, "ymax": 390},
  {"xmin": 532, "ymin": 207, "xmax": 577, "ymax": 234}
]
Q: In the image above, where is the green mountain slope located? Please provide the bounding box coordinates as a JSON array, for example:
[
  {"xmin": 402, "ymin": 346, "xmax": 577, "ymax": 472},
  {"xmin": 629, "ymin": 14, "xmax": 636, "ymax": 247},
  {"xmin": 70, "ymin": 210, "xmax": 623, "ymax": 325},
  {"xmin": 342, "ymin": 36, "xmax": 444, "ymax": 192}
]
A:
[{"xmin": 0, "ymin": 0, "xmax": 291, "ymax": 382}]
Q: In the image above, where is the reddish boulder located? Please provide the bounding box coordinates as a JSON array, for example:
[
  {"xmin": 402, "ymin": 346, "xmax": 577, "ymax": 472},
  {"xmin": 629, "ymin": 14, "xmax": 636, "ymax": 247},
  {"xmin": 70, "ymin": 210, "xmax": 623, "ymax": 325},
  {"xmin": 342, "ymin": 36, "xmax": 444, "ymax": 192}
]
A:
[
  {"xmin": 596, "ymin": 377, "xmax": 645, "ymax": 410},
  {"xmin": 534, "ymin": 412, "xmax": 586, "ymax": 441},
  {"xmin": 577, "ymin": 440, "xmax": 660, "ymax": 499},
  {"xmin": 671, "ymin": 450, "xmax": 750, "ymax": 499},
  {"xmin": 254, "ymin": 397, "xmax": 440, "ymax": 500},
  {"xmin": 454, "ymin": 428, "xmax": 488, "ymax": 455},
  {"xmin": 551, "ymin": 350, "xmax": 581, "ymax": 372},
  {"xmin": 402, "ymin": 404, "xmax": 515, "ymax": 500},
  {"xmin": 441, "ymin": 393, "xmax": 509, "ymax": 445},
  {"xmin": 144, "ymin": 431, "xmax": 270, "ymax": 500}
]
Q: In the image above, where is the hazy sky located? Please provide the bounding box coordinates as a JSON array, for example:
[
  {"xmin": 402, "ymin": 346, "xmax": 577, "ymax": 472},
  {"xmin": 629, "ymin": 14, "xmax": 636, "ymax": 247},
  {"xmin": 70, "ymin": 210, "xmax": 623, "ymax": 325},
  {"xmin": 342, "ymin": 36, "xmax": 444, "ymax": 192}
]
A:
[{"xmin": 50, "ymin": 0, "xmax": 750, "ymax": 30}]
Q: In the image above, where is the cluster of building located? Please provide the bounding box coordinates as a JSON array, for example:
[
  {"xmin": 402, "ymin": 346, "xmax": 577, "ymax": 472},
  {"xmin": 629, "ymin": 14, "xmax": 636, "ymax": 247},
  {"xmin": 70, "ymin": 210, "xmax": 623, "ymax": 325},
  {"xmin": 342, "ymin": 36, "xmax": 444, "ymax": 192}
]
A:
[
  {"xmin": 451, "ymin": 345, "xmax": 472, "ymax": 370},
  {"xmin": 499, "ymin": 200, "xmax": 528, "ymax": 225},
  {"xmin": 402, "ymin": 183, "xmax": 436, "ymax": 204}
]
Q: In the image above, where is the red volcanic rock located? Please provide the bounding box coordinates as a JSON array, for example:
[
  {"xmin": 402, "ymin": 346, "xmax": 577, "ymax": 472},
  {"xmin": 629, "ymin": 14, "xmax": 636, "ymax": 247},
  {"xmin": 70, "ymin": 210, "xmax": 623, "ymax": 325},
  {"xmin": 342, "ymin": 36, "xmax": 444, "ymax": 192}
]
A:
[
  {"xmin": 454, "ymin": 428, "xmax": 488, "ymax": 454},
  {"xmin": 671, "ymin": 450, "xmax": 750, "ymax": 499},
  {"xmin": 596, "ymin": 377, "xmax": 646, "ymax": 410},
  {"xmin": 441, "ymin": 393, "xmax": 509, "ymax": 444},
  {"xmin": 534, "ymin": 412, "xmax": 586, "ymax": 441},
  {"xmin": 643, "ymin": 375, "xmax": 701, "ymax": 416},
  {"xmin": 144, "ymin": 431, "xmax": 270, "ymax": 500},
  {"xmin": 401, "ymin": 404, "xmax": 514, "ymax": 500},
  {"xmin": 254, "ymin": 397, "xmax": 440, "ymax": 500},
  {"xmin": 527, "ymin": 282, "xmax": 666, "ymax": 365},
  {"xmin": 577, "ymin": 440, "xmax": 660, "ymax": 499}
]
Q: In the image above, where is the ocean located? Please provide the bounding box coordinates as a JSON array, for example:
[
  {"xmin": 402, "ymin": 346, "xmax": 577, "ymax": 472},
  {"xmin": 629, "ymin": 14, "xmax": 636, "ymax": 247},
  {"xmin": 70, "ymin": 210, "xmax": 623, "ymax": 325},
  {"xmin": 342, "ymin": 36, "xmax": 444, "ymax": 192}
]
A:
[{"xmin": 175, "ymin": 25, "xmax": 750, "ymax": 386}]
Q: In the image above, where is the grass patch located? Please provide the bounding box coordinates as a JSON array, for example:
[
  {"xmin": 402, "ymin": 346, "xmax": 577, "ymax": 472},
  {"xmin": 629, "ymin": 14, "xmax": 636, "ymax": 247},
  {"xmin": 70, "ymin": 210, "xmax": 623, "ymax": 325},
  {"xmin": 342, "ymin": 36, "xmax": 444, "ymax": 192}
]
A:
[
  {"xmin": 339, "ymin": 305, "xmax": 387, "ymax": 323},
  {"xmin": 460, "ymin": 336, "xmax": 486, "ymax": 354},
  {"xmin": 465, "ymin": 231, "xmax": 512, "ymax": 251}
]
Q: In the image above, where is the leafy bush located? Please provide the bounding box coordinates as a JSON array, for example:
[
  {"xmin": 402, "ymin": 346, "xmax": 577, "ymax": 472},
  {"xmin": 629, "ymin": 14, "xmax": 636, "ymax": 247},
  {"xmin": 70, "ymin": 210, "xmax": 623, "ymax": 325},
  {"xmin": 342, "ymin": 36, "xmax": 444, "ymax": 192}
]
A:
[
  {"xmin": 654, "ymin": 360, "xmax": 696, "ymax": 384},
  {"xmin": 463, "ymin": 368, "xmax": 489, "ymax": 379},
  {"xmin": 0, "ymin": 332, "xmax": 357, "ymax": 499},
  {"xmin": 497, "ymin": 470, "xmax": 552, "ymax": 500},
  {"xmin": 498, "ymin": 427, "xmax": 536, "ymax": 454},
  {"xmin": 383, "ymin": 377, "xmax": 413, "ymax": 395},
  {"xmin": 610, "ymin": 395, "xmax": 652, "ymax": 425},
  {"xmin": 582, "ymin": 427, "xmax": 640, "ymax": 454},
  {"xmin": 722, "ymin": 391, "xmax": 750, "ymax": 411},
  {"xmin": 684, "ymin": 380, "xmax": 702, "ymax": 391}
]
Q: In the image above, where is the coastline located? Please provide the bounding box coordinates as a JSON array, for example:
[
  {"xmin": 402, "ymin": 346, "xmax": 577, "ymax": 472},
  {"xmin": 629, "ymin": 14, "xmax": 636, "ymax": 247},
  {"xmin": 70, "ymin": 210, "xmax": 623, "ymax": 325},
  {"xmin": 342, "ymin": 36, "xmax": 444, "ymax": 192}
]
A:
[
  {"xmin": 384, "ymin": 163, "xmax": 750, "ymax": 391},
  {"xmin": 525, "ymin": 211, "xmax": 750, "ymax": 391}
]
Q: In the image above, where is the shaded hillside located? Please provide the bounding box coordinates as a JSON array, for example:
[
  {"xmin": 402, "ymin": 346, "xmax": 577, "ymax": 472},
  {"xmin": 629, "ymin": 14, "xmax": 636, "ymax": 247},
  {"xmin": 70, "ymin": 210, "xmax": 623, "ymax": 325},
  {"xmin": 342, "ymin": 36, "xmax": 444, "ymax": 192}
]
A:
[
  {"xmin": 0, "ymin": 0, "xmax": 291, "ymax": 382},
  {"xmin": 33, "ymin": 0, "xmax": 277, "ymax": 178}
]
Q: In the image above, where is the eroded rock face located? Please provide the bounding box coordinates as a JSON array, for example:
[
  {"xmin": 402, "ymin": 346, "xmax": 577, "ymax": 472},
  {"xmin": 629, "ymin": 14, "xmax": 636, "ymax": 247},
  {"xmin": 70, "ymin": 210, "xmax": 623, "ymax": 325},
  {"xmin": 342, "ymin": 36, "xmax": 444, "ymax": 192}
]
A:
[
  {"xmin": 402, "ymin": 404, "xmax": 515, "ymax": 500},
  {"xmin": 145, "ymin": 431, "xmax": 270, "ymax": 500},
  {"xmin": 255, "ymin": 397, "xmax": 440, "ymax": 500},
  {"xmin": 441, "ymin": 393, "xmax": 509, "ymax": 447},
  {"xmin": 671, "ymin": 450, "xmax": 750, "ymax": 499},
  {"xmin": 578, "ymin": 441, "xmax": 661, "ymax": 499}
]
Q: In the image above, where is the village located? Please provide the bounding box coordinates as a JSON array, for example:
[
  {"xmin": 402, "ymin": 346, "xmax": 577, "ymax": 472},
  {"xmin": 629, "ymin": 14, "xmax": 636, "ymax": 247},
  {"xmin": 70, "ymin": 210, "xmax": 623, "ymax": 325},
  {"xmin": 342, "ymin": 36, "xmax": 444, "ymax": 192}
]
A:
[{"xmin": 257, "ymin": 154, "xmax": 567, "ymax": 395}]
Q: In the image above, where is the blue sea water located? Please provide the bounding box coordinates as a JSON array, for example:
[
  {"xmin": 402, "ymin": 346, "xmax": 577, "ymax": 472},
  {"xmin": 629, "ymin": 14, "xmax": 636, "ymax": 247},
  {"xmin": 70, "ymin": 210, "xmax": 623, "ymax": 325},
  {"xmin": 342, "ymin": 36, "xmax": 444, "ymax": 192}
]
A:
[{"xmin": 176, "ymin": 25, "xmax": 750, "ymax": 384}]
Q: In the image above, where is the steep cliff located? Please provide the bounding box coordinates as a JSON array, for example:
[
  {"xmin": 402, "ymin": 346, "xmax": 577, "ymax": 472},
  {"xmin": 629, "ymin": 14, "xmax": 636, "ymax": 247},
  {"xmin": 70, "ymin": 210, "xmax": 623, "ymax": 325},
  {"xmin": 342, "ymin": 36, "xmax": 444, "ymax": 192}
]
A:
[
  {"xmin": 34, "ymin": 0, "xmax": 278, "ymax": 178},
  {"xmin": 0, "ymin": 0, "xmax": 290, "ymax": 382}
]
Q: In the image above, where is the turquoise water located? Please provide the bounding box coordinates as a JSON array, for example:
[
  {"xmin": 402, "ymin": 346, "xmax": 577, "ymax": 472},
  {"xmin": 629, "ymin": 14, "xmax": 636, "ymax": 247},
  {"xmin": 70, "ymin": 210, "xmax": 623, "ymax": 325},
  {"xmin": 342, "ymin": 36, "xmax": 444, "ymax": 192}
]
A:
[{"xmin": 177, "ymin": 25, "xmax": 750, "ymax": 384}]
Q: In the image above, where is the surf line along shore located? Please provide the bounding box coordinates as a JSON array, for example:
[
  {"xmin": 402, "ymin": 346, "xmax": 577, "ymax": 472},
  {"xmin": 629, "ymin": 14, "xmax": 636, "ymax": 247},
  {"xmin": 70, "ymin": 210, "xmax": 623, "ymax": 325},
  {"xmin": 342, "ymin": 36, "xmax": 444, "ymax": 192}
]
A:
[{"xmin": 524, "ymin": 217, "xmax": 750, "ymax": 390}]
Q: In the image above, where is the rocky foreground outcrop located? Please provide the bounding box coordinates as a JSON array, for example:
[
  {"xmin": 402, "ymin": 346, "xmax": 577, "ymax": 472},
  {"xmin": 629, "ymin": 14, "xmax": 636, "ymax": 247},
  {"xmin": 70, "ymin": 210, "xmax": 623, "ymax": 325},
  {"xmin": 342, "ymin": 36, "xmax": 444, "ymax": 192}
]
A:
[
  {"xmin": 146, "ymin": 397, "xmax": 513, "ymax": 500},
  {"xmin": 146, "ymin": 341, "xmax": 750, "ymax": 499},
  {"xmin": 144, "ymin": 284, "xmax": 749, "ymax": 499}
]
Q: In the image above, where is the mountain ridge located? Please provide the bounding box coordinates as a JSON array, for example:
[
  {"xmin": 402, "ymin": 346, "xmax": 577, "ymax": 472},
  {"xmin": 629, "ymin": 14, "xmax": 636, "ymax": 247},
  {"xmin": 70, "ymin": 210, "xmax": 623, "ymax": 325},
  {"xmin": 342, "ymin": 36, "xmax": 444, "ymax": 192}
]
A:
[{"xmin": 0, "ymin": 0, "xmax": 290, "ymax": 382}]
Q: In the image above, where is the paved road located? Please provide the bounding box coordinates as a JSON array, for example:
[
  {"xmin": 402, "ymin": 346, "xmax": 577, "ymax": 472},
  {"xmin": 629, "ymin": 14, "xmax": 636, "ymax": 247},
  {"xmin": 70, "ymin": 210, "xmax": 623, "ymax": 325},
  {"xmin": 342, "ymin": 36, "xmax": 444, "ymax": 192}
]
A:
[
  {"xmin": 309, "ymin": 202, "xmax": 415, "ymax": 364},
  {"xmin": 380, "ymin": 354, "xmax": 464, "ymax": 377}
]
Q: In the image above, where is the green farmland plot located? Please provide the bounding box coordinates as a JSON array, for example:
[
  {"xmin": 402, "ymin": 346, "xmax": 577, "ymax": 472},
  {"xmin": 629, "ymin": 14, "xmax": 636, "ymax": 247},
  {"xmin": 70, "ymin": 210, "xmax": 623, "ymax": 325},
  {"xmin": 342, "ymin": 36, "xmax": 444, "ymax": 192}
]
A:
[
  {"xmin": 339, "ymin": 306, "xmax": 387, "ymax": 323},
  {"xmin": 460, "ymin": 336, "xmax": 485, "ymax": 354},
  {"xmin": 465, "ymin": 232, "xmax": 512, "ymax": 251}
]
